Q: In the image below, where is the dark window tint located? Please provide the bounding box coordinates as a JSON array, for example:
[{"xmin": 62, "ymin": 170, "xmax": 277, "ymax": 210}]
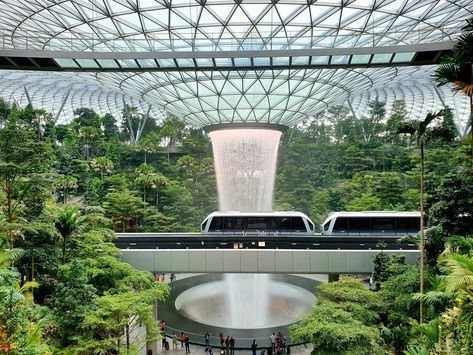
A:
[
  {"xmin": 349, "ymin": 217, "xmax": 370, "ymax": 230},
  {"xmin": 279, "ymin": 217, "xmax": 291, "ymax": 231},
  {"xmin": 291, "ymin": 217, "xmax": 306, "ymax": 231},
  {"xmin": 333, "ymin": 217, "xmax": 348, "ymax": 231},
  {"xmin": 209, "ymin": 217, "xmax": 223, "ymax": 231},
  {"xmin": 307, "ymin": 220, "xmax": 314, "ymax": 232},
  {"xmin": 372, "ymin": 217, "xmax": 395, "ymax": 230},
  {"xmin": 396, "ymin": 217, "xmax": 420, "ymax": 231},
  {"xmin": 323, "ymin": 222, "xmax": 330, "ymax": 231},
  {"xmin": 247, "ymin": 217, "xmax": 268, "ymax": 229},
  {"xmin": 224, "ymin": 217, "xmax": 235, "ymax": 229}
]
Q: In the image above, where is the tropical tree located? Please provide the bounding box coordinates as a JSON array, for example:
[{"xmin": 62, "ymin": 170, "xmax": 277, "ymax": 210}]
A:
[
  {"xmin": 395, "ymin": 110, "xmax": 451, "ymax": 323},
  {"xmin": 54, "ymin": 174, "xmax": 78, "ymax": 204},
  {"xmin": 55, "ymin": 205, "xmax": 80, "ymax": 263},
  {"xmin": 434, "ymin": 16, "xmax": 473, "ymax": 161},
  {"xmin": 90, "ymin": 156, "xmax": 114, "ymax": 181}
]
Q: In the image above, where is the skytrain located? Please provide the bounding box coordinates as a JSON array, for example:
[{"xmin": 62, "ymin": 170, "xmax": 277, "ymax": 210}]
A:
[
  {"xmin": 320, "ymin": 211, "xmax": 421, "ymax": 235},
  {"xmin": 201, "ymin": 211, "xmax": 315, "ymax": 235},
  {"xmin": 200, "ymin": 211, "xmax": 421, "ymax": 236}
]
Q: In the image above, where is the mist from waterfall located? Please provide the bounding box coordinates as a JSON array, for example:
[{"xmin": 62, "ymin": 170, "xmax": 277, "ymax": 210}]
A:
[
  {"xmin": 208, "ymin": 129, "xmax": 282, "ymax": 212},
  {"xmin": 208, "ymin": 127, "xmax": 283, "ymax": 328}
]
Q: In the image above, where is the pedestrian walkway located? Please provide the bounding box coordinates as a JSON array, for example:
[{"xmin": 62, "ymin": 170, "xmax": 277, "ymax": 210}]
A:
[{"xmin": 153, "ymin": 341, "xmax": 313, "ymax": 355}]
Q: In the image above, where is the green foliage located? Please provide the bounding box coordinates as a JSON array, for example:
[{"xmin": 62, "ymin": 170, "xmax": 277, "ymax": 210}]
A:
[{"xmin": 290, "ymin": 278, "xmax": 383, "ymax": 354}]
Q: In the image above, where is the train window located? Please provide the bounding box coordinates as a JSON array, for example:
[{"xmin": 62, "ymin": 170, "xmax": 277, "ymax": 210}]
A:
[
  {"xmin": 268, "ymin": 217, "xmax": 279, "ymax": 229},
  {"xmin": 291, "ymin": 217, "xmax": 306, "ymax": 231},
  {"xmin": 333, "ymin": 217, "xmax": 348, "ymax": 231},
  {"xmin": 224, "ymin": 217, "xmax": 236, "ymax": 229},
  {"xmin": 279, "ymin": 217, "xmax": 291, "ymax": 231},
  {"xmin": 372, "ymin": 217, "xmax": 395, "ymax": 230},
  {"xmin": 209, "ymin": 217, "xmax": 223, "ymax": 231},
  {"xmin": 307, "ymin": 220, "xmax": 314, "ymax": 232},
  {"xmin": 323, "ymin": 222, "xmax": 330, "ymax": 231},
  {"xmin": 396, "ymin": 217, "xmax": 420, "ymax": 231},
  {"xmin": 247, "ymin": 217, "xmax": 267, "ymax": 229},
  {"xmin": 348, "ymin": 217, "xmax": 370, "ymax": 230}
]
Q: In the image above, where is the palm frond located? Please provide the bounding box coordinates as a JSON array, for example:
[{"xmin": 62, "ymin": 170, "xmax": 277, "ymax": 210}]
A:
[{"xmin": 461, "ymin": 16, "xmax": 473, "ymax": 32}]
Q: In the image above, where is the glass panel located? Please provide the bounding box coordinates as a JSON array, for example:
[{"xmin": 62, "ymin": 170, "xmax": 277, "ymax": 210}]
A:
[
  {"xmin": 333, "ymin": 217, "xmax": 348, "ymax": 231},
  {"xmin": 157, "ymin": 58, "xmax": 176, "ymax": 68},
  {"xmin": 215, "ymin": 57, "xmax": 232, "ymax": 66},
  {"xmin": 348, "ymin": 217, "xmax": 370, "ymax": 230},
  {"xmin": 371, "ymin": 53, "xmax": 393, "ymax": 63},
  {"xmin": 246, "ymin": 217, "xmax": 268, "ymax": 229},
  {"xmin": 118, "ymin": 59, "xmax": 139, "ymax": 68},
  {"xmin": 331, "ymin": 55, "xmax": 349, "ymax": 64},
  {"xmin": 195, "ymin": 58, "xmax": 213, "ymax": 67},
  {"xmin": 311, "ymin": 56, "xmax": 329, "ymax": 64},
  {"xmin": 234, "ymin": 57, "xmax": 251, "ymax": 66},
  {"xmin": 371, "ymin": 217, "xmax": 395, "ymax": 230},
  {"xmin": 76, "ymin": 58, "xmax": 99, "ymax": 68},
  {"xmin": 137, "ymin": 59, "xmax": 157, "ymax": 68},
  {"xmin": 96, "ymin": 59, "xmax": 119, "ymax": 68},
  {"xmin": 396, "ymin": 217, "xmax": 420, "ymax": 231},
  {"xmin": 278, "ymin": 217, "xmax": 291, "ymax": 231},
  {"xmin": 54, "ymin": 58, "xmax": 79, "ymax": 68},
  {"xmin": 291, "ymin": 217, "xmax": 306, "ymax": 231},
  {"xmin": 392, "ymin": 52, "xmax": 415, "ymax": 63},
  {"xmin": 209, "ymin": 217, "xmax": 223, "ymax": 231},
  {"xmin": 292, "ymin": 56, "xmax": 309, "ymax": 65},
  {"xmin": 253, "ymin": 57, "xmax": 270, "ymax": 66},
  {"xmin": 176, "ymin": 58, "xmax": 195, "ymax": 67},
  {"xmin": 272, "ymin": 57, "xmax": 290, "ymax": 66},
  {"xmin": 350, "ymin": 54, "xmax": 371, "ymax": 64}
]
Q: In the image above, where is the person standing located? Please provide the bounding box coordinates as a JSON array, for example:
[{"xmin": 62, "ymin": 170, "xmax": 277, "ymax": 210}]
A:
[
  {"xmin": 185, "ymin": 335, "xmax": 190, "ymax": 354},
  {"xmin": 219, "ymin": 333, "xmax": 224, "ymax": 349},
  {"xmin": 251, "ymin": 339, "xmax": 257, "ymax": 355},
  {"xmin": 269, "ymin": 333, "xmax": 275, "ymax": 350},
  {"xmin": 179, "ymin": 332, "xmax": 185, "ymax": 348},
  {"xmin": 172, "ymin": 331, "xmax": 178, "ymax": 350},
  {"xmin": 225, "ymin": 336, "xmax": 230, "ymax": 355},
  {"xmin": 229, "ymin": 337, "xmax": 235, "ymax": 355}
]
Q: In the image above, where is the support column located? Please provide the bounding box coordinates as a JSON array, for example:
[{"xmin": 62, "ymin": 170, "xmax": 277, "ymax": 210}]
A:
[{"xmin": 328, "ymin": 274, "xmax": 340, "ymax": 282}]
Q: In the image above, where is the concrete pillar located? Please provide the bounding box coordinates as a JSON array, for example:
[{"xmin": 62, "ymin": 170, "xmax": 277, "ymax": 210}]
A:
[
  {"xmin": 328, "ymin": 274, "xmax": 340, "ymax": 282},
  {"xmin": 146, "ymin": 300, "xmax": 159, "ymax": 354}
]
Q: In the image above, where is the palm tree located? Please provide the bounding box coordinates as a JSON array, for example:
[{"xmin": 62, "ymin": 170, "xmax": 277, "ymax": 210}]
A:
[
  {"xmin": 55, "ymin": 205, "xmax": 80, "ymax": 263},
  {"xmin": 54, "ymin": 174, "xmax": 78, "ymax": 204},
  {"xmin": 434, "ymin": 16, "xmax": 473, "ymax": 162},
  {"xmin": 396, "ymin": 110, "xmax": 446, "ymax": 323},
  {"xmin": 150, "ymin": 172, "xmax": 170, "ymax": 209}
]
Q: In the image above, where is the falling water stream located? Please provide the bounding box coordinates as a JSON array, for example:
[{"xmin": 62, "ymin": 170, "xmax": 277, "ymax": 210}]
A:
[
  {"xmin": 175, "ymin": 127, "xmax": 314, "ymax": 329},
  {"xmin": 208, "ymin": 128, "xmax": 282, "ymax": 212}
]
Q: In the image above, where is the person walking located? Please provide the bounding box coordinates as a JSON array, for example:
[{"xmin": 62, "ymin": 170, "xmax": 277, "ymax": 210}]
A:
[
  {"xmin": 269, "ymin": 333, "xmax": 275, "ymax": 350},
  {"xmin": 185, "ymin": 335, "xmax": 190, "ymax": 354},
  {"xmin": 205, "ymin": 332, "xmax": 210, "ymax": 352},
  {"xmin": 229, "ymin": 337, "xmax": 235, "ymax": 355},
  {"xmin": 251, "ymin": 339, "xmax": 257, "ymax": 355}
]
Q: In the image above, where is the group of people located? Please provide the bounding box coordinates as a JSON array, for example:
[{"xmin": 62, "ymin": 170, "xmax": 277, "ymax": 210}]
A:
[
  {"xmin": 203, "ymin": 332, "xmax": 235, "ymax": 355},
  {"xmin": 155, "ymin": 273, "xmax": 177, "ymax": 283},
  {"xmin": 268, "ymin": 332, "xmax": 288, "ymax": 354}
]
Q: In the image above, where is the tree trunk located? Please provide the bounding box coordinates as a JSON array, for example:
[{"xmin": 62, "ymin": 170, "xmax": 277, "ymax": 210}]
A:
[
  {"xmin": 62, "ymin": 236, "xmax": 67, "ymax": 264},
  {"xmin": 63, "ymin": 187, "xmax": 67, "ymax": 204},
  {"xmin": 126, "ymin": 323, "xmax": 130, "ymax": 350},
  {"xmin": 419, "ymin": 142, "xmax": 425, "ymax": 324},
  {"xmin": 144, "ymin": 151, "xmax": 147, "ymax": 164},
  {"xmin": 470, "ymin": 94, "xmax": 473, "ymax": 164},
  {"xmin": 122, "ymin": 219, "xmax": 126, "ymax": 233},
  {"xmin": 156, "ymin": 188, "xmax": 159, "ymax": 208}
]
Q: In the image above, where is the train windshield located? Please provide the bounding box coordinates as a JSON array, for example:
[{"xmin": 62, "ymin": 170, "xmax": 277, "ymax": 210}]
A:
[{"xmin": 331, "ymin": 216, "xmax": 420, "ymax": 233}]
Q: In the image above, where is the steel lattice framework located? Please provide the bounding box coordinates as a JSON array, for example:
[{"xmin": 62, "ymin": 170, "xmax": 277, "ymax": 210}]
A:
[{"xmin": 0, "ymin": 0, "xmax": 471, "ymax": 130}]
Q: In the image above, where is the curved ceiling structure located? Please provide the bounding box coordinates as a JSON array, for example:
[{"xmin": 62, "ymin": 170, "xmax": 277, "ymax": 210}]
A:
[{"xmin": 0, "ymin": 1, "xmax": 471, "ymax": 130}]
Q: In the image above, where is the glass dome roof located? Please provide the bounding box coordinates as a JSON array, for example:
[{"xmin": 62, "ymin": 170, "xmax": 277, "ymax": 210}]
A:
[{"xmin": 0, "ymin": 1, "xmax": 471, "ymax": 130}]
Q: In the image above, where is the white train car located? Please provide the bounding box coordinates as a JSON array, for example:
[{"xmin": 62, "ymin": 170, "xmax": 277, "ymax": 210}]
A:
[
  {"xmin": 321, "ymin": 211, "xmax": 421, "ymax": 236},
  {"xmin": 201, "ymin": 211, "xmax": 315, "ymax": 235}
]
